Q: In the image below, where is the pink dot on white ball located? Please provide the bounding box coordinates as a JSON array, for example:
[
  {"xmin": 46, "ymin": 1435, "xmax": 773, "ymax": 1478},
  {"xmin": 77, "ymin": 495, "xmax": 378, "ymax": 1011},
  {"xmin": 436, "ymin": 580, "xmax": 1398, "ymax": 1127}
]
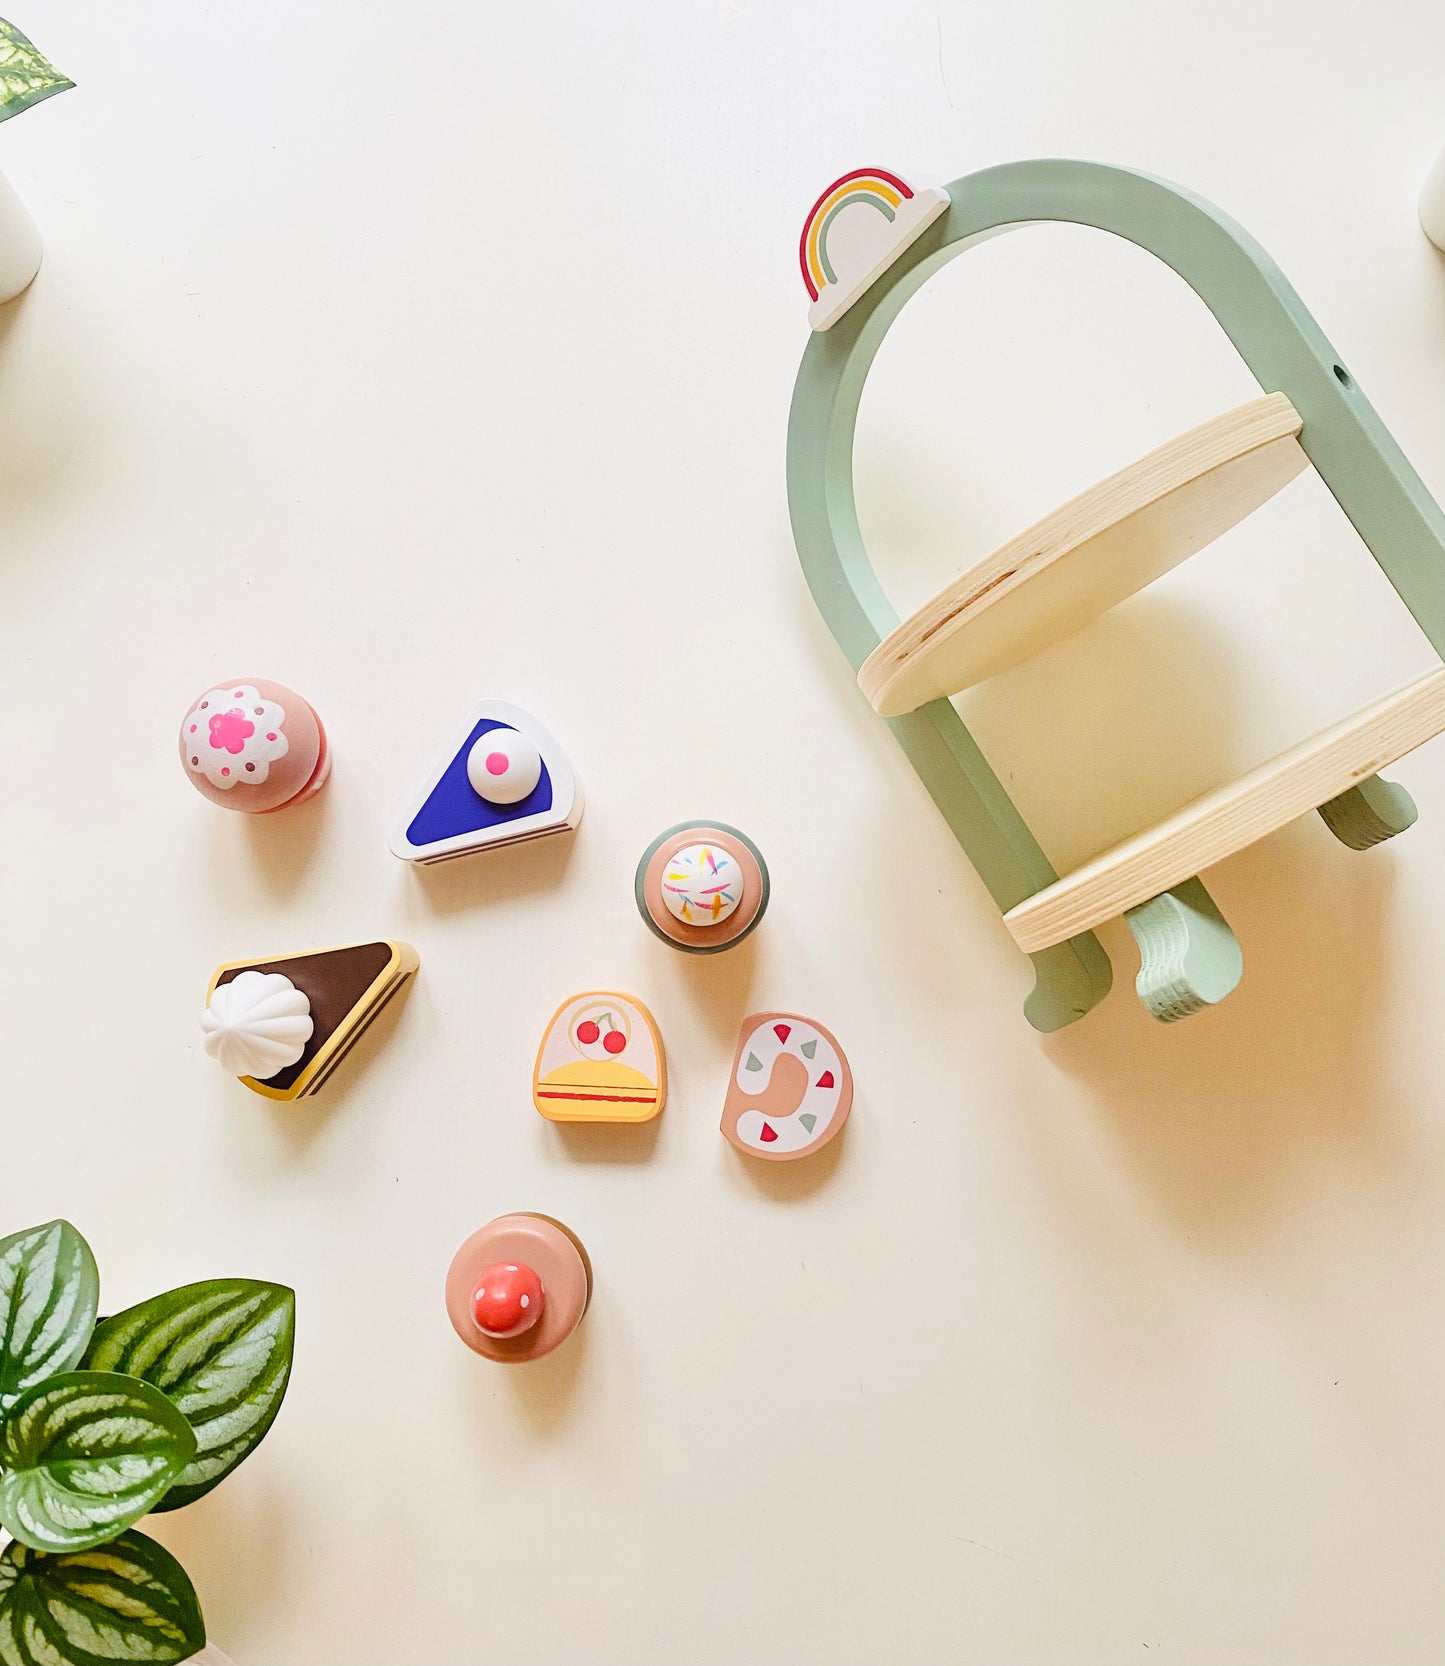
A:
[{"xmin": 466, "ymin": 730, "xmax": 541, "ymax": 805}]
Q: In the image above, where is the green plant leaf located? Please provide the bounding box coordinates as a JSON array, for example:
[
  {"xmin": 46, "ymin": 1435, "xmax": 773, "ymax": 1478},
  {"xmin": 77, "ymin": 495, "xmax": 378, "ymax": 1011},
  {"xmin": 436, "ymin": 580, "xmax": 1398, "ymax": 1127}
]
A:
[
  {"xmin": 0, "ymin": 1529, "xmax": 205, "ymax": 1665},
  {"xmin": 84, "ymin": 1280, "xmax": 295, "ymax": 1510},
  {"xmin": 0, "ymin": 1373, "xmax": 196, "ymax": 1553},
  {"xmin": 0, "ymin": 18, "xmax": 74, "ymax": 123},
  {"xmin": 0, "ymin": 1222, "xmax": 99, "ymax": 1413}
]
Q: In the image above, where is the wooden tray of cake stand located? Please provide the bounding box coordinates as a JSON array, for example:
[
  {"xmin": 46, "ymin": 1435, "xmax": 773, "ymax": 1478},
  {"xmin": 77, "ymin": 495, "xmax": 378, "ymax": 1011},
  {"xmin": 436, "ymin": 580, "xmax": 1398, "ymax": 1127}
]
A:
[{"xmin": 858, "ymin": 393, "xmax": 1445, "ymax": 1021}]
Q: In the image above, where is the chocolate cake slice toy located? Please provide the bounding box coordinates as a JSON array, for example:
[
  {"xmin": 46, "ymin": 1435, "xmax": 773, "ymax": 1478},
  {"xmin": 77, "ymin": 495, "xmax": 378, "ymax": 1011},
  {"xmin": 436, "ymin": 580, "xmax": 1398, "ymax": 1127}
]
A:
[
  {"xmin": 389, "ymin": 700, "xmax": 582, "ymax": 864},
  {"xmin": 202, "ymin": 940, "xmax": 418, "ymax": 1100}
]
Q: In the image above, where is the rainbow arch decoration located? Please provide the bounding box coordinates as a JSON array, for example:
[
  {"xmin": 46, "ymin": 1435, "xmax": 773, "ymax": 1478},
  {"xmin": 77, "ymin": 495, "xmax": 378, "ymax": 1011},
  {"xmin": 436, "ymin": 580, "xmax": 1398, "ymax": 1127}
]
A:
[{"xmin": 800, "ymin": 167, "xmax": 950, "ymax": 331}]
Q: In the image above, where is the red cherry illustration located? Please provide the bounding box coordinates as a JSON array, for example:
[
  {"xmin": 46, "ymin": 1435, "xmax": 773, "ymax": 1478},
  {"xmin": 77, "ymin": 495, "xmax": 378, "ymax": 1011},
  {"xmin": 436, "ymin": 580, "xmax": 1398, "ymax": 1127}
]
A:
[
  {"xmin": 603, "ymin": 1029, "xmax": 627, "ymax": 1055},
  {"xmin": 471, "ymin": 1263, "xmax": 545, "ymax": 1338},
  {"xmin": 773, "ymin": 1024, "xmax": 791, "ymax": 1043},
  {"xmin": 816, "ymin": 1070, "xmax": 836, "ymax": 1089},
  {"xmin": 576, "ymin": 1020, "xmax": 600, "ymax": 1045},
  {"xmin": 760, "ymin": 1123, "xmax": 779, "ymax": 1143}
]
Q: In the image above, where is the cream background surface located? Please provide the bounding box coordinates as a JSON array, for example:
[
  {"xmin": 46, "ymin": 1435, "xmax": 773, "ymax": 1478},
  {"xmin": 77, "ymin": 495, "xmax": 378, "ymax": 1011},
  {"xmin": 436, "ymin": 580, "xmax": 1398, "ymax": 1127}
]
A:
[{"xmin": 3, "ymin": 2, "xmax": 1445, "ymax": 1661}]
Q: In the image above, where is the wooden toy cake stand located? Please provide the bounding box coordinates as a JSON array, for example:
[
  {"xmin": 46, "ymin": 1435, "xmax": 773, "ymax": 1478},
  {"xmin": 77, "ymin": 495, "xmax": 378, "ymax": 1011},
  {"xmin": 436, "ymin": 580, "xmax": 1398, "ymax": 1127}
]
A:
[{"xmin": 788, "ymin": 159, "xmax": 1445, "ymax": 1028}]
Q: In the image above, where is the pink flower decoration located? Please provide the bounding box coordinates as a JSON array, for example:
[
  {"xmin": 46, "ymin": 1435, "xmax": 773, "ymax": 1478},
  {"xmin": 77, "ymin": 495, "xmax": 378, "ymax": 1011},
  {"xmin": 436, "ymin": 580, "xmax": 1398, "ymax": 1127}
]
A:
[
  {"xmin": 183, "ymin": 684, "xmax": 289, "ymax": 789},
  {"xmin": 208, "ymin": 709, "xmax": 255, "ymax": 754}
]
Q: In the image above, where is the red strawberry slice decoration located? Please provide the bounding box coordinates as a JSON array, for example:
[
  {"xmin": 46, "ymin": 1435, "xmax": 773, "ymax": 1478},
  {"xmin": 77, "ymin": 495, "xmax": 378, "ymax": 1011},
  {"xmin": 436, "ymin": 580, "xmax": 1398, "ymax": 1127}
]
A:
[
  {"xmin": 816, "ymin": 1070, "xmax": 835, "ymax": 1089},
  {"xmin": 773, "ymin": 1024, "xmax": 791, "ymax": 1044},
  {"xmin": 760, "ymin": 1123, "xmax": 779, "ymax": 1143}
]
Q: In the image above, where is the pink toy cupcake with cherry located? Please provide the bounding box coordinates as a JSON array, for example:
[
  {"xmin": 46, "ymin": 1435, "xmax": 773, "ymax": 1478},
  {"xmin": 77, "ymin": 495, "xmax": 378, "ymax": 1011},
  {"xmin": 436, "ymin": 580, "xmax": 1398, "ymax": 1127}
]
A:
[
  {"xmin": 446, "ymin": 1214, "xmax": 592, "ymax": 1363},
  {"xmin": 179, "ymin": 678, "xmax": 330, "ymax": 812}
]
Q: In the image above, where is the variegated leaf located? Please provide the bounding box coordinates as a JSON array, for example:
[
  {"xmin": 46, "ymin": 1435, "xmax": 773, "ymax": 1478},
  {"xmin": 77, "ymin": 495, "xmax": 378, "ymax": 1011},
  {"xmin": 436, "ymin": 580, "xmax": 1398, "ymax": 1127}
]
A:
[
  {"xmin": 0, "ymin": 1221, "xmax": 99, "ymax": 1413},
  {"xmin": 84, "ymin": 1280, "xmax": 295, "ymax": 1510},
  {"xmin": 0, "ymin": 1373, "xmax": 196, "ymax": 1553},
  {"xmin": 0, "ymin": 1530, "xmax": 205, "ymax": 1666},
  {"xmin": 0, "ymin": 18, "xmax": 73, "ymax": 123}
]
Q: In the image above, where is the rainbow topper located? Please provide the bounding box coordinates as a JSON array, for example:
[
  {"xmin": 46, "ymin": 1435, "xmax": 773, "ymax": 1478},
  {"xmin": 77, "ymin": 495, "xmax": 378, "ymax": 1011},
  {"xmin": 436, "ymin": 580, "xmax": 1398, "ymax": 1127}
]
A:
[{"xmin": 799, "ymin": 167, "xmax": 950, "ymax": 331}]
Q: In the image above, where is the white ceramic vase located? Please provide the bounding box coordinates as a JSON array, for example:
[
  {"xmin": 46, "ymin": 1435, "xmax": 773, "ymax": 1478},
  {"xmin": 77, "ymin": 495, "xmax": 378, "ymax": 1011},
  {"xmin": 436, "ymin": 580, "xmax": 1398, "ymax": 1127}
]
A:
[
  {"xmin": 1421, "ymin": 143, "xmax": 1445, "ymax": 252},
  {"xmin": 0, "ymin": 165, "xmax": 41, "ymax": 302}
]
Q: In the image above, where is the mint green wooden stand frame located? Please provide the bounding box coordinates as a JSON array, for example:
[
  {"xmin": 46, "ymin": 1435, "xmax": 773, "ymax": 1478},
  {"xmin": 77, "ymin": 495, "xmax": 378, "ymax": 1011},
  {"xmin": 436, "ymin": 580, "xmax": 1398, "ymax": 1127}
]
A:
[{"xmin": 786, "ymin": 159, "xmax": 1445, "ymax": 1030}]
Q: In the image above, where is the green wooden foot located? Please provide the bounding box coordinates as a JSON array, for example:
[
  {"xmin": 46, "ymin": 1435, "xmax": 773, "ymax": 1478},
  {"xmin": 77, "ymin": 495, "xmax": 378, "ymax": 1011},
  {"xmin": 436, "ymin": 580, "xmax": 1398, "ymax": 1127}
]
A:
[
  {"xmin": 1024, "ymin": 934, "xmax": 1114, "ymax": 1033},
  {"xmin": 1317, "ymin": 774, "xmax": 1418, "ymax": 850},
  {"xmin": 1124, "ymin": 877, "xmax": 1243, "ymax": 1023}
]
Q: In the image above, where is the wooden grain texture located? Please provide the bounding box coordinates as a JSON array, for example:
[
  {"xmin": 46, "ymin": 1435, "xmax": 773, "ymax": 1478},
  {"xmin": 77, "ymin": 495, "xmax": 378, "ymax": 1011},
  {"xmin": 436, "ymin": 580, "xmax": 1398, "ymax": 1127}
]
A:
[
  {"xmin": 858, "ymin": 394, "xmax": 1306, "ymax": 715},
  {"xmin": 1124, "ymin": 877, "xmax": 1244, "ymax": 1022},
  {"xmin": 1005, "ymin": 667, "xmax": 1445, "ymax": 952}
]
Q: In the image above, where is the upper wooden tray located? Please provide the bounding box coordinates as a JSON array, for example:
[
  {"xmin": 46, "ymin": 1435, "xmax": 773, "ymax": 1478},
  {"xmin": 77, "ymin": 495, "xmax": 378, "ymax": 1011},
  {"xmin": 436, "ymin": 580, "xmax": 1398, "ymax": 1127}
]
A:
[
  {"xmin": 1003, "ymin": 667, "xmax": 1445, "ymax": 954},
  {"xmin": 858, "ymin": 394, "xmax": 1307, "ymax": 716}
]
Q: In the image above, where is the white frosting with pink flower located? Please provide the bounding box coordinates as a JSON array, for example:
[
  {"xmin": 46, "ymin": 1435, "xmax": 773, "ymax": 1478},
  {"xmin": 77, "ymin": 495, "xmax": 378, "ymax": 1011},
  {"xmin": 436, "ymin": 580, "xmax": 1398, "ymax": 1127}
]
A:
[{"xmin": 182, "ymin": 685, "xmax": 290, "ymax": 789}]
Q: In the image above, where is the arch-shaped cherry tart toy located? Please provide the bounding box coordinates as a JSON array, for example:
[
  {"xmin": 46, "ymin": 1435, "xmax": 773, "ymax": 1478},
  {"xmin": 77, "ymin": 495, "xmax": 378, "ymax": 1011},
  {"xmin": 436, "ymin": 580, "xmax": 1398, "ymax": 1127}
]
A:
[{"xmin": 532, "ymin": 991, "xmax": 666, "ymax": 1123}]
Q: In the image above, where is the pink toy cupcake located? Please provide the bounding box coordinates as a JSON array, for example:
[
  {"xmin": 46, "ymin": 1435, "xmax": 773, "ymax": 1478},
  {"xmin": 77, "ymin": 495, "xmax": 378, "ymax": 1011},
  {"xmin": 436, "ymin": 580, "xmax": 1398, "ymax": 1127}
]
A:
[
  {"xmin": 179, "ymin": 678, "xmax": 330, "ymax": 813},
  {"xmin": 446, "ymin": 1214, "xmax": 592, "ymax": 1363}
]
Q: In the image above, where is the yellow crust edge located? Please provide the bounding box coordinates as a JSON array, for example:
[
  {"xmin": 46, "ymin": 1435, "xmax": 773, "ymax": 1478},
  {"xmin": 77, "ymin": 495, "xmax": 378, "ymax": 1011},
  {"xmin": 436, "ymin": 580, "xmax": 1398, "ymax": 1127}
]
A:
[
  {"xmin": 206, "ymin": 939, "xmax": 419, "ymax": 1102},
  {"xmin": 531, "ymin": 990, "xmax": 667, "ymax": 1123}
]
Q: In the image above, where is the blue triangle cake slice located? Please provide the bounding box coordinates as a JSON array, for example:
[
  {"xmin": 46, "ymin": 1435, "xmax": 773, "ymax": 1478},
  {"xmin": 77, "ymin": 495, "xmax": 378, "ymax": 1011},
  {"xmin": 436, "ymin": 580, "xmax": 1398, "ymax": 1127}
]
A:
[{"xmin": 389, "ymin": 700, "xmax": 583, "ymax": 864}]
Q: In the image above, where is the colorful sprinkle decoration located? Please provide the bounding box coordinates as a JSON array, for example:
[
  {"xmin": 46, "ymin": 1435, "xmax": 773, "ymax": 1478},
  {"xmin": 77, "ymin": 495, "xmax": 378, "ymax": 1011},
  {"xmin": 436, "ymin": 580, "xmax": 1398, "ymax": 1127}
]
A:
[{"xmin": 660, "ymin": 843, "xmax": 742, "ymax": 927}]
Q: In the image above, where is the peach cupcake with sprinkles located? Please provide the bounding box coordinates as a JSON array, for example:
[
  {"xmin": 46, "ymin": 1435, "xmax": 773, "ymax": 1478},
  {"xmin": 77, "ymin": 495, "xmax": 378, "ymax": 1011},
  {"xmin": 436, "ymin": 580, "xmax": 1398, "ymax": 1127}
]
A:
[{"xmin": 635, "ymin": 821, "xmax": 769, "ymax": 954}]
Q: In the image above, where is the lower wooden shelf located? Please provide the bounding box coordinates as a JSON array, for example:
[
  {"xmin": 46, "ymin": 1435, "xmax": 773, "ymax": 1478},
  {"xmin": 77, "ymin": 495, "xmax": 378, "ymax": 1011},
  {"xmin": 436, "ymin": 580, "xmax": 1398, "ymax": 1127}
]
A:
[{"xmin": 1004, "ymin": 667, "xmax": 1445, "ymax": 953}]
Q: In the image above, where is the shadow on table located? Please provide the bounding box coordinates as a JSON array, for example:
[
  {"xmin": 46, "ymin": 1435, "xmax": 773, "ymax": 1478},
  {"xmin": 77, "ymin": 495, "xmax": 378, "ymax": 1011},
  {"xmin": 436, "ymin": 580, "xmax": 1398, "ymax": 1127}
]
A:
[
  {"xmin": 241, "ymin": 784, "xmax": 333, "ymax": 897},
  {"xmin": 499, "ymin": 1316, "xmax": 589, "ymax": 1433},
  {"xmin": 147, "ymin": 1474, "xmax": 296, "ymax": 1662},
  {"xmin": 817, "ymin": 554, "xmax": 1417, "ymax": 1241},
  {"xmin": 548, "ymin": 1115, "xmax": 662, "ymax": 1165},
  {"xmin": 967, "ymin": 585, "xmax": 1410, "ymax": 1236},
  {"xmin": 725, "ymin": 1124, "xmax": 848, "ymax": 1200},
  {"xmin": 262, "ymin": 971, "xmax": 419, "ymax": 1155},
  {"xmin": 646, "ymin": 928, "xmax": 761, "ymax": 1044},
  {"xmin": 404, "ymin": 825, "xmax": 580, "ymax": 916},
  {"xmin": 1044, "ymin": 819, "xmax": 1404, "ymax": 1236}
]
